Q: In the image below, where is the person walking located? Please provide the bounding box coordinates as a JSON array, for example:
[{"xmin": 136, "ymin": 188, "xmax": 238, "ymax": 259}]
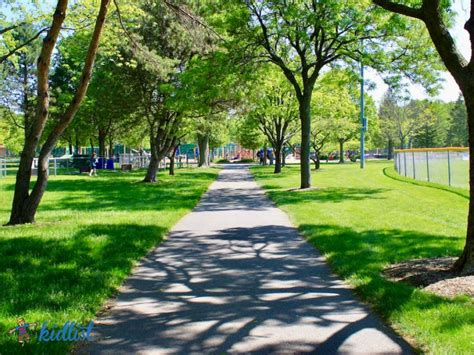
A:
[
  {"xmin": 89, "ymin": 152, "xmax": 98, "ymax": 177},
  {"xmin": 257, "ymin": 149, "xmax": 264, "ymax": 165},
  {"xmin": 267, "ymin": 148, "xmax": 274, "ymax": 166}
]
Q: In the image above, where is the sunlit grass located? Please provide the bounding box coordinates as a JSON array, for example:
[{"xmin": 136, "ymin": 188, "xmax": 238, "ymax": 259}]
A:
[
  {"xmin": 0, "ymin": 168, "xmax": 218, "ymax": 353},
  {"xmin": 252, "ymin": 161, "xmax": 473, "ymax": 354}
]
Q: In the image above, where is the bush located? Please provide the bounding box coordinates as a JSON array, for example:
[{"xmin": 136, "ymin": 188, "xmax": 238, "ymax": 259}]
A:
[{"xmin": 216, "ymin": 159, "xmax": 231, "ymax": 163}]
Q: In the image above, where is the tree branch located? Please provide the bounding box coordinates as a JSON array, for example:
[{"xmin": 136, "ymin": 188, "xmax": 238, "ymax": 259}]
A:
[
  {"xmin": 0, "ymin": 27, "xmax": 49, "ymax": 64},
  {"xmin": 0, "ymin": 23, "xmax": 26, "ymax": 35},
  {"xmin": 372, "ymin": 0, "xmax": 424, "ymax": 19}
]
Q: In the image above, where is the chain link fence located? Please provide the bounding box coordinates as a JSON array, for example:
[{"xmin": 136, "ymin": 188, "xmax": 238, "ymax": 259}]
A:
[
  {"xmin": 0, "ymin": 157, "xmax": 117, "ymax": 177},
  {"xmin": 394, "ymin": 148, "xmax": 469, "ymax": 189},
  {"xmin": 0, "ymin": 154, "xmax": 199, "ymax": 178}
]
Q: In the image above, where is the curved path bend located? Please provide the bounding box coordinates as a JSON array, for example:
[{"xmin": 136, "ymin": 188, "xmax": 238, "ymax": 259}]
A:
[{"xmin": 86, "ymin": 165, "xmax": 412, "ymax": 354}]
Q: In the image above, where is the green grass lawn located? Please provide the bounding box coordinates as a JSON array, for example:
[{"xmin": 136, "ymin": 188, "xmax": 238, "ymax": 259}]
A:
[
  {"xmin": 0, "ymin": 168, "xmax": 218, "ymax": 353},
  {"xmin": 252, "ymin": 161, "xmax": 473, "ymax": 354}
]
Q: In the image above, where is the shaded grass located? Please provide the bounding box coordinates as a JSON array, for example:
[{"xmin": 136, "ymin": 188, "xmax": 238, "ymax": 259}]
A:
[
  {"xmin": 0, "ymin": 168, "xmax": 218, "ymax": 353},
  {"xmin": 252, "ymin": 161, "xmax": 473, "ymax": 354}
]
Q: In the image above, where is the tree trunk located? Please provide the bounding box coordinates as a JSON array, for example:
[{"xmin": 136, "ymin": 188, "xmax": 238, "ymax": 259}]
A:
[
  {"xmin": 197, "ymin": 133, "xmax": 210, "ymax": 167},
  {"xmin": 313, "ymin": 151, "xmax": 321, "ymax": 170},
  {"xmin": 8, "ymin": 152, "xmax": 37, "ymax": 225},
  {"xmin": 282, "ymin": 149, "xmax": 286, "ymax": 167},
  {"xmin": 274, "ymin": 147, "xmax": 282, "ymax": 174},
  {"xmin": 263, "ymin": 145, "xmax": 267, "ymax": 165},
  {"xmin": 387, "ymin": 138, "xmax": 393, "ymax": 160},
  {"xmin": 98, "ymin": 128, "xmax": 106, "ymax": 158},
  {"xmin": 108, "ymin": 138, "xmax": 114, "ymax": 158},
  {"xmin": 299, "ymin": 95, "xmax": 311, "ymax": 188},
  {"xmin": 144, "ymin": 139, "xmax": 159, "ymax": 183},
  {"xmin": 68, "ymin": 143, "xmax": 73, "ymax": 155},
  {"xmin": 144, "ymin": 156, "xmax": 159, "ymax": 182},
  {"xmin": 169, "ymin": 155, "xmax": 175, "ymax": 176},
  {"xmin": 75, "ymin": 131, "xmax": 80, "ymax": 155},
  {"xmin": 400, "ymin": 137, "xmax": 406, "ymax": 150},
  {"xmin": 22, "ymin": 57, "xmax": 31, "ymax": 139},
  {"xmin": 453, "ymin": 94, "xmax": 474, "ymax": 274},
  {"xmin": 339, "ymin": 140, "xmax": 345, "ymax": 164},
  {"xmin": 168, "ymin": 144, "xmax": 179, "ymax": 176}
]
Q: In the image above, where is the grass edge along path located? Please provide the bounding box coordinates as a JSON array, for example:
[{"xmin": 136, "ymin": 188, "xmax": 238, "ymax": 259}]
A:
[
  {"xmin": 0, "ymin": 168, "xmax": 218, "ymax": 354},
  {"xmin": 383, "ymin": 165, "xmax": 469, "ymax": 199},
  {"xmin": 251, "ymin": 162, "xmax": 473, "ymax": 354}
]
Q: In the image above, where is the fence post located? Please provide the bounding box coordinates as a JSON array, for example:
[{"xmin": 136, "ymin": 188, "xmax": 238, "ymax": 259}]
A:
[
  {"xmin": 426, "ymin": 151, "xmax": 430, "ymax": 182},
  {"xmin": 403, "ymin": 151, "xmax": 407, "ymax": 177},
  {"xmin": 447, "ymin": 150, "xmax": 452, "ymax": 186},
  {"xmin": 412, "ymin": 151, "xmax": 416, "ymax": 179},
  {"xmin": 53, "ymin": 158, "xmax": 57, "ymax": 176}
]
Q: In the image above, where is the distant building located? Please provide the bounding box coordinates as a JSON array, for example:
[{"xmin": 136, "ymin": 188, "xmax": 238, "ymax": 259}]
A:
[{"xmin": 0, "ymin": 145, "xmax": 7, "ymax": 156}]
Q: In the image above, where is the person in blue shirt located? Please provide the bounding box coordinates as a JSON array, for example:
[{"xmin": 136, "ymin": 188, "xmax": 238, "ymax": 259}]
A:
[
  {"xmin": 257, "ymin": 149, "xmax": 264, "ymax": 165},
  {"xmin": 89, "ymin": 152, "xmax": 98, "ymax": 177},
  {"xmin": 267, "ymin": 148, "xmax": 274, "ymax": 165}
]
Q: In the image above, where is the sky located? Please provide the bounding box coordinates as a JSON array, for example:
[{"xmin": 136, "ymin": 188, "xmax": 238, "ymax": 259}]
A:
[{"xmin": 367, "ymin": 0, "xmax": 471, "ymax": 104}]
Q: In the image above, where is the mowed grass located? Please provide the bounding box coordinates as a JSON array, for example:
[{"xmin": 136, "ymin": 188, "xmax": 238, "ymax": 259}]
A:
[
  {"xmin": 0, "ymin": 168, "xmax": 218, "ymax": 353},
  {"xmin": 252, "ymin": 161, "xmax": 473, "ymax": 354}
]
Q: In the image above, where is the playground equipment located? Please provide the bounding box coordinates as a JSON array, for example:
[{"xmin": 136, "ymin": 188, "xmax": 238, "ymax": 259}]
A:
[{"xmin": 119, "ymin": 153, "xmax": 150, "ymax": 170}]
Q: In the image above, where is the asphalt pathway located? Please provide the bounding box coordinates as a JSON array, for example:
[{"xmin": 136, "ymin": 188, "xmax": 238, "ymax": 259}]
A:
[{"xmin": 86, "ymin": 165, "xmax": 412, "ymax": 354}]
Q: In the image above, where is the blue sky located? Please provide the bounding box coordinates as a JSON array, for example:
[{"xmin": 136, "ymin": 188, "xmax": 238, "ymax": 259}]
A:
[{"xmin": 368, "ymin": 0, "xmax": 471, "ymax": 103}]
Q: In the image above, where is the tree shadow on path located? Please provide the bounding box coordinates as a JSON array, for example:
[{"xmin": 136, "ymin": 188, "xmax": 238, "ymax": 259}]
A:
[{"xmin": 86, "ymin": 225, "xmax": 412, "ymax": 354}]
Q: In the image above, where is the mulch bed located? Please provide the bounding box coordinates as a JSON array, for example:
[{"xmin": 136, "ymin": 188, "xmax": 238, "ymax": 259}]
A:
[{"xmin": 383, "ymin": 257, "xmax": 474, "ymax": 299}]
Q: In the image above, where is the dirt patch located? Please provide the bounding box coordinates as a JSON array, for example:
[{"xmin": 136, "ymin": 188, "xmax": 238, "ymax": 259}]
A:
[{"xmin": 383, "ymin": 257, "xmax": 474, "ymax": 299}]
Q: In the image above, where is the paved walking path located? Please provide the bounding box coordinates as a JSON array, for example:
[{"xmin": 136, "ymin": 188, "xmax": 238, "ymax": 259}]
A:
[{"xmin": 87, "ymin": 166, "xmax": 411, "ymax": 354}]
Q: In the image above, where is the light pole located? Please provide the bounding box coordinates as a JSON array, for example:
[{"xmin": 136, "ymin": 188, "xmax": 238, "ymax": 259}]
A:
[{"xmin": 360, "ymin": 55, "xmax": 366, "ymax": 169}]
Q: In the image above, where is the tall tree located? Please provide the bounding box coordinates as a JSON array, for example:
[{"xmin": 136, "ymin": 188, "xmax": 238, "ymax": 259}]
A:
[
  {"xmin": 118, "ymin": 0, "xmax": 207, "ymax": 181},
  {"xmin": 379, "ymin": 91, "xmax": 422, "ymax": 149},
  {"xmin": 312, "ymin": 70, "xmax": 376, "ymax": 165},
  {"xmin": 411, "ymin": 100, "xmax": 451, "ymax": 148},
  {"xmin": 378, "ymin": 90, "xmax": 398, "ymax": 159},
  {"xmin": 8, "ymin": 0, "xmax": 112, "ymax": 225},
  {"xmin": 446, "ymin": 95, "xmax": 468, "ymax": 147},
  {"xmin": 247, "ymin": 68, "xmax": 299, "ymax": 173},
  {"xmin": 373, "ymin": 0, "xmax": 474, "ymax": 273},
  {"xmin": 234, "ymin": 116, "xmax": 265, "ymax": 160},
  {"xmin": 240, "ymin": 0, "xmax": 438, "ymax": 188}
]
